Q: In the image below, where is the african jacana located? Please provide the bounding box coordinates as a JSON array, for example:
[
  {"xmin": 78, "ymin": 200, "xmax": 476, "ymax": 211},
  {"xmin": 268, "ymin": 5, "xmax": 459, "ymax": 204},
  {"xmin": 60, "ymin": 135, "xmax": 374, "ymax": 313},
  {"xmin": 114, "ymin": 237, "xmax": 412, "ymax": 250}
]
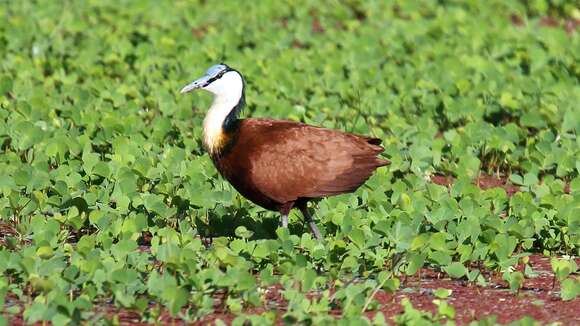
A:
[{"xmin": 180, "ymin": 64, "xmax": 389, "ymax": 240}]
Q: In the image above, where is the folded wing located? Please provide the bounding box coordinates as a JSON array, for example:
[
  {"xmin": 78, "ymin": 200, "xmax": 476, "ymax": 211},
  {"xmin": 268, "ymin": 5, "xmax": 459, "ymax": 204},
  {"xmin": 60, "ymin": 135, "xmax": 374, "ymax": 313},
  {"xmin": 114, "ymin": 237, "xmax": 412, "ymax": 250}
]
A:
[{"xmin": 235, "ymin": 119, "xmax": 388, "ymax": 204}]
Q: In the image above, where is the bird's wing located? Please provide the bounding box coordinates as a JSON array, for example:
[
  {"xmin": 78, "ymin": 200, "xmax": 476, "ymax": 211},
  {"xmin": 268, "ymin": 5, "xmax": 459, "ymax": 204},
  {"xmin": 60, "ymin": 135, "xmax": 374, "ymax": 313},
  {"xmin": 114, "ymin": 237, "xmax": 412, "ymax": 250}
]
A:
[{"xmin": 237, "ymin": 119, "xmax": 388, "ymax": 204}]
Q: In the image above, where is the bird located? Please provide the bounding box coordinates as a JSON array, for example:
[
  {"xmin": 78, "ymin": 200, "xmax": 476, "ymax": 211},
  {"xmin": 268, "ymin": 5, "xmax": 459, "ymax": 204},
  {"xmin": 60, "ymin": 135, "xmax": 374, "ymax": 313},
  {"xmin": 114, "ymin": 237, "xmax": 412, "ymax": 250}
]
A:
[{"xmin": 180, "ymin": 64, "xmax": 389, "ymax": 240}]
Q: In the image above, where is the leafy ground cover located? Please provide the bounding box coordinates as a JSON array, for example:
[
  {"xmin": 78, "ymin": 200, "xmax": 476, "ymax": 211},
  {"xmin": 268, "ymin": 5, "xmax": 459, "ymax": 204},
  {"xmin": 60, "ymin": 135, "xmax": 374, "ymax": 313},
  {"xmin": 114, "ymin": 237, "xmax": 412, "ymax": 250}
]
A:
[{"xmin": 0, "ymin": 0, "xmax": 579, "ymax": 325}]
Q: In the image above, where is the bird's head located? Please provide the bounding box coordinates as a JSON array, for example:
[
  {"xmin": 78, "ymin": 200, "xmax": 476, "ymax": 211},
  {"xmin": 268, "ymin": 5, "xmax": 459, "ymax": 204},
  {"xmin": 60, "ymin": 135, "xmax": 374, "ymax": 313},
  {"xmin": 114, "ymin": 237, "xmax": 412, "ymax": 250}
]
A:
[
  {"xmin": 180, "ymin": 64, "xmax": 246, "ymax": 153},
  {"xmin": 180, "ymin": 63, "xmax": 244, "ymax": 98}
]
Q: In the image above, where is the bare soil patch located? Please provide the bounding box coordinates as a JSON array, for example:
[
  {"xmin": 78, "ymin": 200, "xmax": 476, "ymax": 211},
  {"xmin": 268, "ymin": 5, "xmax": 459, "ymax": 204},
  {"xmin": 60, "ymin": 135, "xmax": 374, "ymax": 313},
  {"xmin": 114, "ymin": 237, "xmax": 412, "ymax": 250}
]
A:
[
  {"xmin": 367, "ymin": 254, "xmax": 580, "ymax": 325},
  {"xmin": 3, "ymin": 254, "xmax": 578, "ymax": 325},
  {"xmin": 431, "ymin": 173, "xmax": 521, "ymax": 196}
]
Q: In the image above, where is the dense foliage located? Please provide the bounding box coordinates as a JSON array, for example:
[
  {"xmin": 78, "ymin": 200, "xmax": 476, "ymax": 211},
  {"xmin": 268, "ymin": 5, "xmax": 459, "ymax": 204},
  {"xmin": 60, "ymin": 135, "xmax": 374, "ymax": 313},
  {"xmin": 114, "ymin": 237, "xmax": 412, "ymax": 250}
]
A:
[{"xmin": 0, "ymin": 0, "xmax": 578, "ymax": 324}]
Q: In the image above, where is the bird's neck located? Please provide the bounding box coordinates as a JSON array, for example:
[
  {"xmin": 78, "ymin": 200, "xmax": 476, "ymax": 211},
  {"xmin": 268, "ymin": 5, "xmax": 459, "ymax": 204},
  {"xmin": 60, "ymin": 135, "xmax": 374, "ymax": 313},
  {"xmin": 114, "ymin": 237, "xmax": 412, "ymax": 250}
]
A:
[{"xmin": 203, "ymin": 89, "xmax": 245, "ymax": 155}]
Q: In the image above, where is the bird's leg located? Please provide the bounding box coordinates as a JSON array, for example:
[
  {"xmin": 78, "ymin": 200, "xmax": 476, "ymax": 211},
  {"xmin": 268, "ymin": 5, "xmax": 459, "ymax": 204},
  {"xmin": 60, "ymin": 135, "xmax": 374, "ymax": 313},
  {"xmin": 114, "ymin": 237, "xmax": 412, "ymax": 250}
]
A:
[
  {"xmin": 279, "ymin": 202, "xmax": 293, "ymax": 228},
  {"xmin": 299, "ymin": 205, "xmax": 322, "ymax": 240}
]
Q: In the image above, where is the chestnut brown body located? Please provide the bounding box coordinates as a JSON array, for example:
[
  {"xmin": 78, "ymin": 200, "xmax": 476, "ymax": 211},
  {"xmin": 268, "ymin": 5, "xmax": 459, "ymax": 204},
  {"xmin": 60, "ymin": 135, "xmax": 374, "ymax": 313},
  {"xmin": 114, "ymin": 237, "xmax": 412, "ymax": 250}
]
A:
[
  {"xmin": 181, "ymin": 64, "xmax": 390, "ymax": 239},
  {"xmin": 212, "ymin": 118, "xmax": 389, "ymax": 213}
]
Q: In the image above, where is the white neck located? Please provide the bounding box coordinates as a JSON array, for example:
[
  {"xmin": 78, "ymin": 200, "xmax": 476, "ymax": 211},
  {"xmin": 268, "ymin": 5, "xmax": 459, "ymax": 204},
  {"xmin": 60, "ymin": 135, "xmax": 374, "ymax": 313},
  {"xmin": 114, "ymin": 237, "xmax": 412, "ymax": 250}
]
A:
[
  {"xmin": 202, "ymin": 71, "xmax": 244, "ymax": 154},
  {"xmin": 203, "ymin": 95, "xmax": 240, "ymax": 153}
]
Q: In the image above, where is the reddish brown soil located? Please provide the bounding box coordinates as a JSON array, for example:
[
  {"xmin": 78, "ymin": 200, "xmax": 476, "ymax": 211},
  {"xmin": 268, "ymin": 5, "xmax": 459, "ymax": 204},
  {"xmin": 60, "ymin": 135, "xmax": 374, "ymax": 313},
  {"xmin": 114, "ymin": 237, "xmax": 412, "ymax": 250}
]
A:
[
  {"xmin": 196, "ymin": 255, "xmax": 579, "ymax": 325},
  {"xmin": 509, "ymin": 13, "xmax": 579, "ymax": 34},
  {"xmin": 475, "ymin": 175, "xmax": 521, "ymax": 195},
  {"xmin": 431, "ymin": 173, "xmax": 521, "ymax": 196},
  {"xmin": 430, "ymin": 174, "xmax": 454, "ymax": 188},
  {"xmin": 367, "ymin": 255, "xmax": 580, "ymax": 325},
  {"xmin": 3, "ymin": 254, "xmax": 579, "ymax": 325},
  {"xmin": 0, "ymin": 221, "xmax": 17, "ymax": 237},
  {"xmin": 0, "ymin": 221, "xmax": 18, "ymax": 247},
  {"xmin": 1, "ymin": 173, "xmax": 577, "ymax": 325},
  {"xmin": 431, "ymin": 173, "xmax": 571, "ymax": 197}
]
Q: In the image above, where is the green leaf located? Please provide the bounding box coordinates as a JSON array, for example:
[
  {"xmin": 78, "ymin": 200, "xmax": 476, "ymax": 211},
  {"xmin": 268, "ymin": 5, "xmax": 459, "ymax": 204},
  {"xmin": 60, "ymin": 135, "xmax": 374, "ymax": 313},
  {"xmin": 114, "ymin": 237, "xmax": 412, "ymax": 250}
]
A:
[
  {"xmin": 433, "ymin": 288, "xmax": 452, "ymax": 299},
  {"xmin": 561, "ymin": 278, "xmax": 580, "ymax": 301},
  {"xmin": 36, "ymin": 246, "xmax": 54, "ymax": 259},
  {"xmin": 0, "ymin": 75, "xmax": 13, "ymax": 94},
  {"xmin": 234, "ymin": 226, "xmax": 254, "ymax": 239},
  {"xmin": 445, "ymin": 262, "xmax": 467, "ymax": 278}
]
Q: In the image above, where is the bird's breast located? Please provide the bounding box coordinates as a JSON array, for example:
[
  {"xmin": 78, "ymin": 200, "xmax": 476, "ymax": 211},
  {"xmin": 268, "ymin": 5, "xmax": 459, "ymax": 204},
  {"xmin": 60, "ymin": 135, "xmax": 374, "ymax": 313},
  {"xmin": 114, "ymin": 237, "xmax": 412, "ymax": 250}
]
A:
[{"xmin": 211, "ymin": 149, "xmax": 280, "ymax": 211}]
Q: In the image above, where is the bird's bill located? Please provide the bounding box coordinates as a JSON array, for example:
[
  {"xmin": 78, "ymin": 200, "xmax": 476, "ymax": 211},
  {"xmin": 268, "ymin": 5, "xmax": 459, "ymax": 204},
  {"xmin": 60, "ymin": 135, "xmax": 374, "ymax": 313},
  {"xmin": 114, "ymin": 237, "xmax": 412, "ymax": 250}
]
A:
[{"xmin": 180, "ymin": 75, "xmax": 211, "ymax": 93}]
